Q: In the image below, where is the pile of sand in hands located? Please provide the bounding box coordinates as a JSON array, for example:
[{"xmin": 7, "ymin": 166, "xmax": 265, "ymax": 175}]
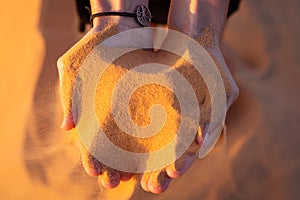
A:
[{"xmin": 58, "ymin": 23, "xmax": 236, "ymax": 192}]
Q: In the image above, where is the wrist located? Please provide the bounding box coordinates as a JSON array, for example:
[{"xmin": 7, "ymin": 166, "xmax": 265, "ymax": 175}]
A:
[
  {"xmin": 90, "ymin": 0, "xmax": 149, "ymax": 13},
  {"xmin": 90, "ymin": 0, "xmax": 149, "ymax": 30},
  {"xmin": 168, "ymin": 0, "xmax": 229, "ymax": 41}
]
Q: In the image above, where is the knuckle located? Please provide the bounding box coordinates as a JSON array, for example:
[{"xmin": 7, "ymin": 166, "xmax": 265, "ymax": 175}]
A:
[
  {"xmin": 57, "ymin": 51, "xmax": 79, "ymax": 76},
  {"xmin": 56, "ymin": 57, "xmax": 63, "ymax": 70},
  {"xmin": 56, "ymin": 56, "xmax": 68, "ymax": 79},
  {"xmin": 226, "ymin": 80, "xmax": 239, "ymax": 105},
  {"xmin": 230, "ymin": 81, "xmax": 240, "ymax": 101}
]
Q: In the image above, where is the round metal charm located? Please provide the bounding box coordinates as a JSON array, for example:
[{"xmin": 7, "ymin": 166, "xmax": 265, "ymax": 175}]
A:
[{"xmin": 136, "ymin": 5, "xmax": 152, "ymax": 26}]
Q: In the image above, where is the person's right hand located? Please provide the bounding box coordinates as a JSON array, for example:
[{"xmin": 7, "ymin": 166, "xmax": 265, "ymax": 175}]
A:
[{"xmin": 57, "ymin": 21, "xmax": 139, "ymax": 188}]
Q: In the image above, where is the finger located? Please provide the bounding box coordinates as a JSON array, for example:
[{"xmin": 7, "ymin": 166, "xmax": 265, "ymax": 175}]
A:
[
  {"xmin": 120, "ymin": 172, "xmax": 133, "ymax": 182},
  {"xmin": 140, "ymin": 173, "xmax": 151, "ymax": 192},
  {"xmin": 81, "ymin": 153, "xmax": 102, "ymax": 177},
  {"xmin": 98, "ymin": 168, "xmax": 121, "ymax": 189},
  {"xmin": 196, "ymin": 125, "xmax": 206, "ymax": 145},
  {"xmin": 166, "ymin": 152, "xmax": 197, "ymax": 179},
  {"xmin": 78, "ymin": 144, "xmax": 102, "ymax": 177},
  {"xmin": 60, "ymin": 112, "xmax": 75, "ymax": 130},
  {"xmin": 147, "ymin": 170, "xmax": 171, "ymax": 194},
  {"xmin": 198, "ymin": 124, "xmax": 224, "ymax": 158}
]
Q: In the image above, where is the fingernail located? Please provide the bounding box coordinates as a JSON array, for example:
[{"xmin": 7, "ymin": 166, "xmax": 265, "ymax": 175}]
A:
[
  {"xmin": 100, "ymin": 172, "xmax": 120, "ymax": 189},
  {"xmin": 61, "ymin": 114, "xmax": 75, "ymax": 130},
  {"xmin": 196, "ymin": 135, "xmax": 204, "ymax": 145},
  {"xmin": 120, "ymin": 173, "xmax": 132, "ymax": 181},
  {"xmin": 85, "ymin": 167, "xmax": 101, "ymax": 177}
]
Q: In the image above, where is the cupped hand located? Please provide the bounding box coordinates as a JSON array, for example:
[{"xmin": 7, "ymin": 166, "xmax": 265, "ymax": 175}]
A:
[{"xmin": 57, "ymin": 23, "xmax": 239, "ymax": 193}]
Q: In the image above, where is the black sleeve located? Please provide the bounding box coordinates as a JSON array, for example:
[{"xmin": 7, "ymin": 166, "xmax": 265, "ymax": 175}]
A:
[
  {"xmin": 149, "ymin": 0, "xmax": 241, "ymax": 24},
  {"xmin": 75, "ymin": 0, "xmax": 240, "ymax": 32},
  {"xmin": 227, "ymin": 0, "xmax": 241, "ymax": 17},
  {"xmin": 75, "ymin": 0, "xmax": 91, "ymax": 32}
]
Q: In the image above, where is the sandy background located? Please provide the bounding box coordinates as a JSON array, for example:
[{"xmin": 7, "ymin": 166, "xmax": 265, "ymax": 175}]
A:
[{"xmin": 0, "ymin": 0, "xmax": 299, "ymax": 199}]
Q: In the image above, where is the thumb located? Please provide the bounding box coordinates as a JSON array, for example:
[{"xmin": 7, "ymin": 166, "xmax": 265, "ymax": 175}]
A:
[
  {"xmin": 57, "ymin": 57, "xmax": 76, "ymax": 130},
  {"xmin": 56, "ymin": 25, "xmax": 120, "ymax": 130}
]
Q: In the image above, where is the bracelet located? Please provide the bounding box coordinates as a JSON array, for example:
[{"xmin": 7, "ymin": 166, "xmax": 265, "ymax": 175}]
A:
[{"xmin": 90, "ymin": 5, "xmax": 152, "ymax": 27}]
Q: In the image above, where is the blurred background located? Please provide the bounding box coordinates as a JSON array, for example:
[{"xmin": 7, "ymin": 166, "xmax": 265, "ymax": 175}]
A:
[{"xmin": 0, "ymin": 0, "xmax": 300, "ymax": 199}]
